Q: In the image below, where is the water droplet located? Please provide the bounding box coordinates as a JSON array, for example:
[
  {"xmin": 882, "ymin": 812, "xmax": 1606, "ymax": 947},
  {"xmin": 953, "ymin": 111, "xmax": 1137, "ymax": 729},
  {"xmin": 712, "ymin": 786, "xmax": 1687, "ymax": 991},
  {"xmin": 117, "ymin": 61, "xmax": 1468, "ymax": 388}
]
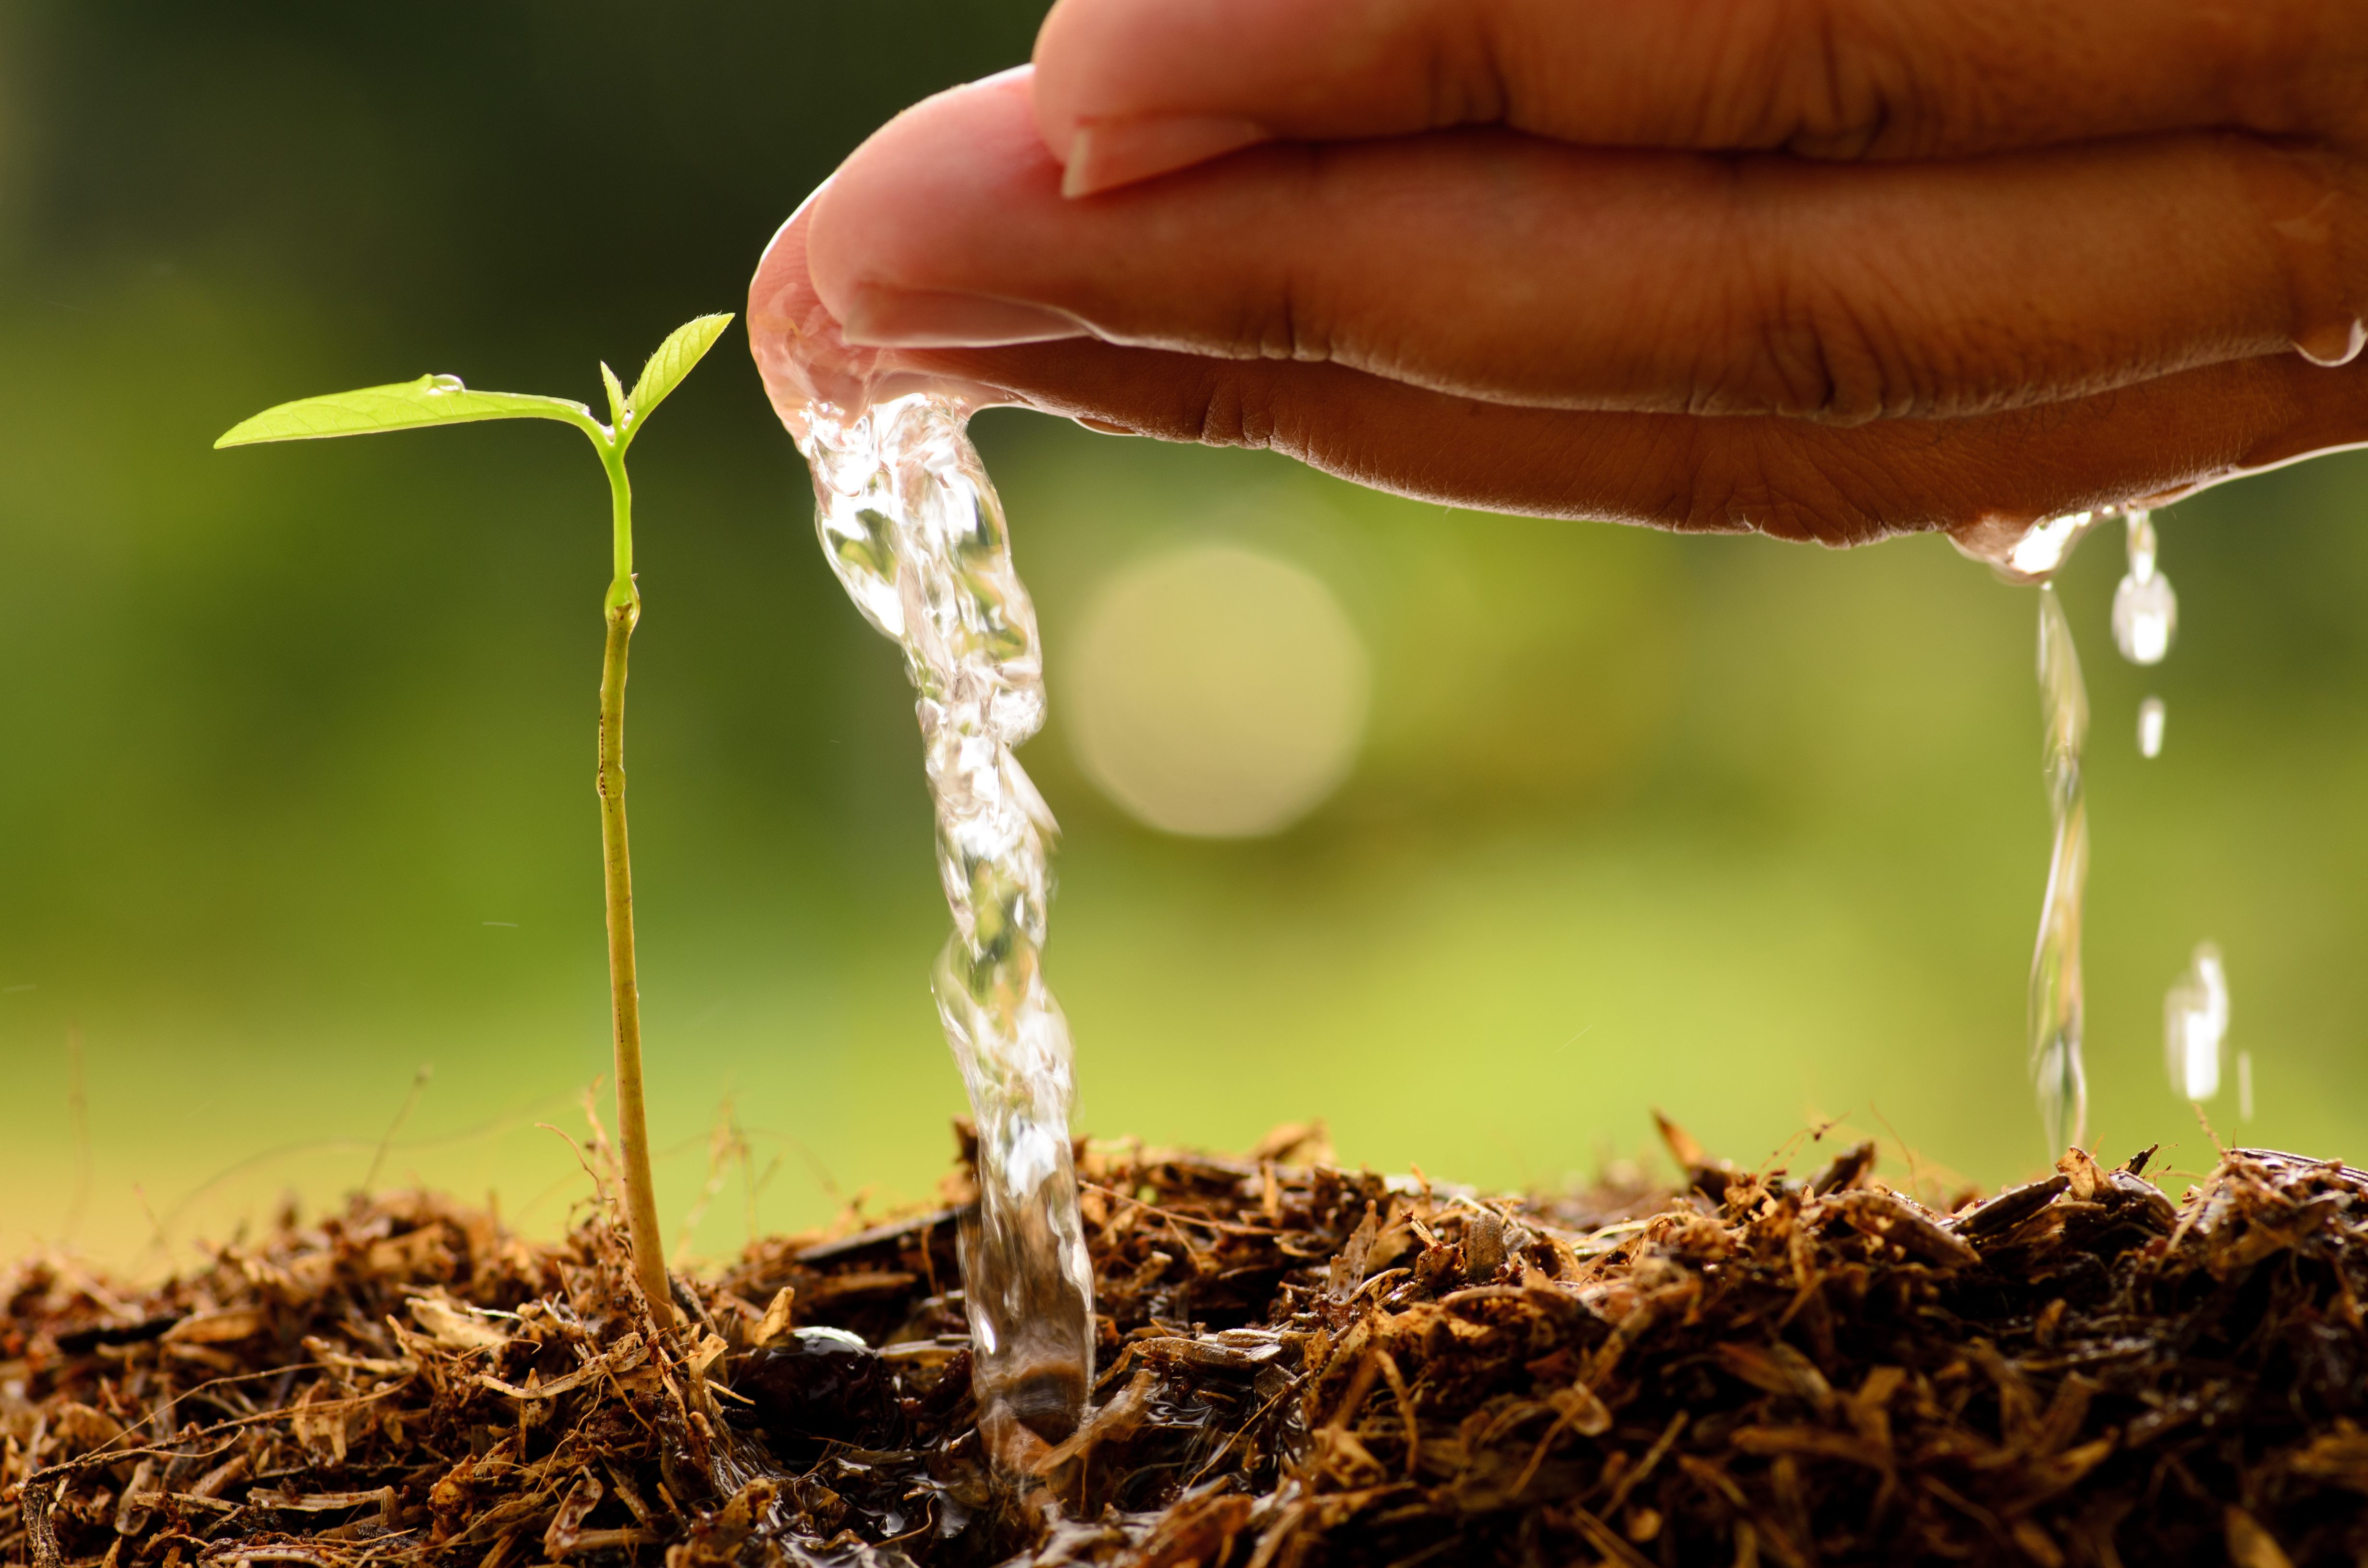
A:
[
  {"xmin": 2163, "ymin": 942, "xmax": 2229, "ymax": 1102},
  {"xmin": 2137, "ymin": 696, "xmax": 2166, "ymax": 759},
  {"xmin": 2112, "ymin": 573, "xmax": 2178, "ymax": 665},
  {"xmin": 2110, "ymin": 509, "xmax": 2179, "ymax": 666},
  {"xmin": 2112, "ymin": 580, "xmax": 2178, "ymax": 673},
  {"xmin": 2294, "ymin": 315, "xmax": 2367, "ymax": 368}
]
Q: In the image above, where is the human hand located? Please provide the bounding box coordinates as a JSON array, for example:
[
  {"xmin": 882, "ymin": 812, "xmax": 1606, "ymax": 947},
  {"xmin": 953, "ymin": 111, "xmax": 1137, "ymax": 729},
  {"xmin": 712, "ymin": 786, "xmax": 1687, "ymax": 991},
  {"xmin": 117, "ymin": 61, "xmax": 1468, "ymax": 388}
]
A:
[{"xmin": 750, "ymin": 0, "xmax": 2367, "ymax": 550}]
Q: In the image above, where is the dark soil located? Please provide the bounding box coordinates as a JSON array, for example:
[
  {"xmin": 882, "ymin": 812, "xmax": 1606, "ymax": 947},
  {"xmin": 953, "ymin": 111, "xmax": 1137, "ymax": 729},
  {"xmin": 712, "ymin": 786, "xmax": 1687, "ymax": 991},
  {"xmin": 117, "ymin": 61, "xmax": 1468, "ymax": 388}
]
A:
[{"xmin": 8, "ymin": 1122, "xmax": 2368, "ymax": 1568}]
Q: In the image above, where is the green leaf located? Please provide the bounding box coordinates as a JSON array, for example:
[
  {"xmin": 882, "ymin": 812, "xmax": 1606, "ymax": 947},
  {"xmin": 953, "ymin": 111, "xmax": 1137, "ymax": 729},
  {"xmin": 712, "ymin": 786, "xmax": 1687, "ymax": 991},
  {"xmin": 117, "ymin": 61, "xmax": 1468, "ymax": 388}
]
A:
[
  {"xmin": 214, "ymin": 375, "xmax": 598, "ymax": 449},
  {"xmin": 625, "ymin": 313, "xmax": 733, "ymax": 431},
  {"xmin": 599, "ymin": 362, "xmax": 629, "ymax": 429}
]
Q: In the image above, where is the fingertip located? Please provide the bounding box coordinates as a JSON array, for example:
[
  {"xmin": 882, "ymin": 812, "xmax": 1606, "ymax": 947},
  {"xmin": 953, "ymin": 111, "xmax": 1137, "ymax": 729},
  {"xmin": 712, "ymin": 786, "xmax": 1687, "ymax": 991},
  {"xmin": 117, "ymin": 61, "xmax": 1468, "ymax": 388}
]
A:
[
  {"xmin": 752, "ymin": 77, "xmax": 1065, "ymax": 421},
  {"xmin": 745, "ymin": 208, "xmax": 882, "ymax": 421},
  {"xmin": 750, "ymin": 174, "xmax": 832, "ymax": 296}
]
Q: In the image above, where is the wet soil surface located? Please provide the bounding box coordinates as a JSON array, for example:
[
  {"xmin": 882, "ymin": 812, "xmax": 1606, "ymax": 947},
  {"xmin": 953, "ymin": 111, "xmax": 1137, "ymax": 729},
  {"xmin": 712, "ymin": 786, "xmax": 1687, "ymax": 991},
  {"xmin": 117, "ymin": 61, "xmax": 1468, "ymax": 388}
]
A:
[{"xmin": 8, "ymin": 1125, "xmax": 2368, "ymax": 1567}]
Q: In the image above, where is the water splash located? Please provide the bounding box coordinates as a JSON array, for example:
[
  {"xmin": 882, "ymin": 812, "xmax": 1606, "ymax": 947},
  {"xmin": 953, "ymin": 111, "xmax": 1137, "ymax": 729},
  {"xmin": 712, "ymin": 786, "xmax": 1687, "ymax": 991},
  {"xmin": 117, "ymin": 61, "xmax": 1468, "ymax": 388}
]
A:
[
  {"xmin": 2164, "ymin": 942, "xmax": 2230, "ymax": 1103},
  {"xmin": 2137, "ymin": 696, "xmax": 2166, "ymax": 759},
  {"xmin": 2031, "ymin": 583, "xmax": 2090, "ymax": 1156},
  {"xmin": 794, "ymin": 392, "xmax": 1094, "ymax": 1459}
]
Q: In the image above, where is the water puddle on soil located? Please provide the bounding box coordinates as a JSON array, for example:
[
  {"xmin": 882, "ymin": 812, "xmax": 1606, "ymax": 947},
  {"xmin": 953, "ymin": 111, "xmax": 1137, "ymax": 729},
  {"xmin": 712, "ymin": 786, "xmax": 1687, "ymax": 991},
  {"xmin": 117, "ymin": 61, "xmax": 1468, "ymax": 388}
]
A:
[{"xmin": 794, "ymin": 392, "xmax": 1095, "ymax": 1464}]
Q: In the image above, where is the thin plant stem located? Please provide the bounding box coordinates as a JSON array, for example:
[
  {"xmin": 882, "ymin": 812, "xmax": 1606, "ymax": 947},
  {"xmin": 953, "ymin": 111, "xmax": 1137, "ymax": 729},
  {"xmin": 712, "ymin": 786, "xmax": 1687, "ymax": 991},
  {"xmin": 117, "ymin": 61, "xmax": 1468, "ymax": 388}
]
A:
[
  {"xmin": 597, "ymin": 441, "xmax": 670, "ymax": 1320},
  {"xmin": 215, "ymin": 314, "xmax": 740, "ymax": 1322}
]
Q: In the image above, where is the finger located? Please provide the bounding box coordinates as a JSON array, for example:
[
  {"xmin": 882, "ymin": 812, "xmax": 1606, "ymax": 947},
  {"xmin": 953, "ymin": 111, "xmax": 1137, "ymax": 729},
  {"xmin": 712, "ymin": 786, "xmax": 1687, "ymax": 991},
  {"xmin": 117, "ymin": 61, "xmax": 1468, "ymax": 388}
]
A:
[
  {"xmin": 900, "ymin": 334, "xmax": 2368, "ymax": 548},
  {"xmin": 748, "ymin": 162, "xmax": 1024, "ymax": 435},
  {"xmin": 1033, "ymin": 0, "xmax": 2365, "ymax": 195},
  {"xmin": 749, "ymin": 164, "xmax": 2368, "ymax": 541},
  {"xmin": 808, "ymin": 76, "xmax": 2366, "ymax": 422}
]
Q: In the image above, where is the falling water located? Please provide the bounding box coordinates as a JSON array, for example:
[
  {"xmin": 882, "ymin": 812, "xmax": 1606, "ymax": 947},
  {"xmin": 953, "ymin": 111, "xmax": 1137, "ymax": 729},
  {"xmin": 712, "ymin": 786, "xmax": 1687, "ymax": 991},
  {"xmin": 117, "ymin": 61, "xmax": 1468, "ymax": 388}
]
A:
[
  {"xmin": 794, "ymin": 392, "xmax": 1095, "ymax": 1459},
  {"xmin": 1986, "ymin": 507, "xmax": 2128, "ymax": 1155},
  {"xmin": 2003, "ymin": 506, "xmax": 2238, "ymax": 1150},
  {"xmin": 2032, "ymin": 581, "xmax": 2091, "ymax": 1156},
  {"xmin": 2112, "ymin": 508, "xmax": 2177, "ymax": 759},
  {"xmin": 2110, "ymin": 509, "xmax": 2179, "ymax": 667}
]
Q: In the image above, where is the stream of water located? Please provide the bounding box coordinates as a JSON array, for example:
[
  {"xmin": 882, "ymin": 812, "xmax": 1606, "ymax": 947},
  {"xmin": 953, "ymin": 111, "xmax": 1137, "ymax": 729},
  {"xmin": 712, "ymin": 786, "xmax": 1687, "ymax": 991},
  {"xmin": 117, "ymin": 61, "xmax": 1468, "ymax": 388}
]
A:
[
  {"xmin": 2010, "ymin": 504, "xmax": 2237, "ymax": 1153},
  {"xmin": 781, "ymin": 371, "xmax": 2222, "ymax": 1419},
  {"xmin": 794, "ymin": 392, "xmax": 1095, "ymax": 1460},
  {"xmin": 2030, "ymin": 577, "xmax": 2091, "ymax": 1157}
]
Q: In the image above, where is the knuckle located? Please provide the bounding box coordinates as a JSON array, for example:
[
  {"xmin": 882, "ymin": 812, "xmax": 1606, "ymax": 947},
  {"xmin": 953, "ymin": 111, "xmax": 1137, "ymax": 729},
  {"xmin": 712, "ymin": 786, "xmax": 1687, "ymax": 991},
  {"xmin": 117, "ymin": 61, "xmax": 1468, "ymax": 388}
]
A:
[
  {"xmin": 2227, "ymin": 0, "xmax": 2368, "ymax": 148},
  {"xmin": 1449, "ymin": 2, "xmax": 1518, "ymax": 127},
  {"xmin": 1758, "ymin": 0, "xmax": 1943, "ymax": 157},
  {"xmin": 1219, "ymin": 151, "xmax": 1349, "ymax": 367},
  {"xmin": 1706, "ymin": 257, "xmax": 1925, "ymax": 423},
  {"xmin": 1182, "ymin": 371, "xmax": 1282, "ymax": 452},
  {"xmin": 1233, "ymin": 261, "xmax": 1340, "ymax": 367}
]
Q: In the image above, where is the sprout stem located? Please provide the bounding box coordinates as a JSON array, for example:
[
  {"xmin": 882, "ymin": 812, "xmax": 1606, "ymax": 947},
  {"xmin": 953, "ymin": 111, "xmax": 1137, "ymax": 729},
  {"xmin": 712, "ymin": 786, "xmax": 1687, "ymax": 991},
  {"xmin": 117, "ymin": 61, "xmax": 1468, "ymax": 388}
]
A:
[
  {"xmin": 212, "ymin": 313, "xmax": 739, "ymax": 1325},
  {"xmin": 596, "ymin": 442, "xmax": 670, "ymax": 1320}
]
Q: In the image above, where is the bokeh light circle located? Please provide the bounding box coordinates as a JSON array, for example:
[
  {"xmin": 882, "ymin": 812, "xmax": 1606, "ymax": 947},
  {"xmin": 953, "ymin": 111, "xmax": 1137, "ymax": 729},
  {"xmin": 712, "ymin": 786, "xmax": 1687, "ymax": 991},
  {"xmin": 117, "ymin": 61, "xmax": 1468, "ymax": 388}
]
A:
[{"xmin": 1065, "ymin": 544, "xmax": 1369, "ymax": 838}]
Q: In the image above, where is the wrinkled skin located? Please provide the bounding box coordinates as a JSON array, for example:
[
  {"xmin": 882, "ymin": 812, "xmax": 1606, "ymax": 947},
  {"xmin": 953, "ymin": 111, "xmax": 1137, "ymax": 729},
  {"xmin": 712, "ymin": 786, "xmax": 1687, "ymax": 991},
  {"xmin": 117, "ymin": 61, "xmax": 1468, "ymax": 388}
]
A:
[{"xmin": 751, "ymin": 0, "xmax": 2368, "ymax": 556}]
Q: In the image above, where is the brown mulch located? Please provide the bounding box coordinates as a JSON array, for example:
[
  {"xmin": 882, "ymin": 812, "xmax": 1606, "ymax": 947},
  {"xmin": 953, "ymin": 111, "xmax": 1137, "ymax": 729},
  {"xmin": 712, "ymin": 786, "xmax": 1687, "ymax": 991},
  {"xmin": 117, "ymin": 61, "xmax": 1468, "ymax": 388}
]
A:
[{"xmin": 7, "ymin": 1121, "xmax": 2368, "ymax": 1568}]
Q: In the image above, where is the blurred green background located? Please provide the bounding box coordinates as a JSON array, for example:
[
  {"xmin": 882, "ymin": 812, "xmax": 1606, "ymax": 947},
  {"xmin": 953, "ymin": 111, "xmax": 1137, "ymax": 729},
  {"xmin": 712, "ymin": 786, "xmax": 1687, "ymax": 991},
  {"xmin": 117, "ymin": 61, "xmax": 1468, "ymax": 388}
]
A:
[{"xmin": 5, "ymin": 0, "xmax": 2366, "ymax": 1273}]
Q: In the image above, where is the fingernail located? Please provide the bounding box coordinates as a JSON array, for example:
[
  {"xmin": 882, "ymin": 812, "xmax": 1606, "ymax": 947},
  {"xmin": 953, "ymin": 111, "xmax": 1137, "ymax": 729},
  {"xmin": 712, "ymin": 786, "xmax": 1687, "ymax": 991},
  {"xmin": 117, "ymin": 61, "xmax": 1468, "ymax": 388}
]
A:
[
  {"xmin": 836, "ymin": 285, "xmax": 1089, "ymax": 348},
  {"xmin": 1061, "ymin": 114, "xmax": 1269, "ymax": 198}
]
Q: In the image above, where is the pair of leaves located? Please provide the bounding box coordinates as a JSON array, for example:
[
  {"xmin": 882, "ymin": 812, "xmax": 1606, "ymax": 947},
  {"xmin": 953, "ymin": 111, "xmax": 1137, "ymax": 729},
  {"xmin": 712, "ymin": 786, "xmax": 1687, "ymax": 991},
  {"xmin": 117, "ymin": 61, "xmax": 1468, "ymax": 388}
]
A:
[{"xmin": 214, "ymin": 313, "xmax": 734, "ymax": 451}]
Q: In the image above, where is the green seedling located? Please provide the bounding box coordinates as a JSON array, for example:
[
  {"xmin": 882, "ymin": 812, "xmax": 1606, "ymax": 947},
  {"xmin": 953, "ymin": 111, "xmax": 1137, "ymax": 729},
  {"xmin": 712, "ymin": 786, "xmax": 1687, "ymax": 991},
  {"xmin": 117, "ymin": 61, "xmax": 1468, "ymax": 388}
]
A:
[{"xmin": 217, "ymin": 313, "xmax": 734, "ymax": 1321}]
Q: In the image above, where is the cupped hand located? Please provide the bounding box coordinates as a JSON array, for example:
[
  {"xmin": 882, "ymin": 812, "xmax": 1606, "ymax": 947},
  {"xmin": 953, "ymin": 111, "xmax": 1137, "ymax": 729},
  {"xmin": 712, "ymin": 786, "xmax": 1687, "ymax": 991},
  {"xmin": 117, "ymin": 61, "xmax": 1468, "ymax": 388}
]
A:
[{"xmin": 750, "ymin": 0, "xmax": 2368, "ymax": 548}]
